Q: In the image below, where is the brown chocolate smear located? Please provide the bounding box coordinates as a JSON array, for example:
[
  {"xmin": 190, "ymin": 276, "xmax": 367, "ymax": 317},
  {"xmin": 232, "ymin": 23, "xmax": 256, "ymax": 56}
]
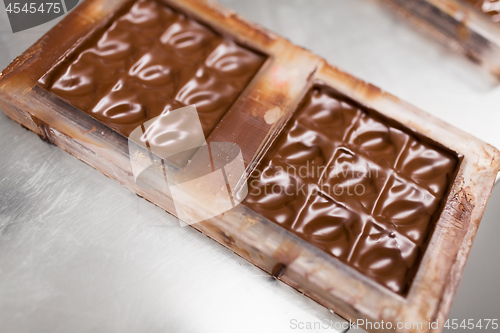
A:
[
  {"xmin": 271, "ymin": 263, "xmax": 287, "ymax": 279},
  {"xmin": 40, "ymin": 0, "xmax": 265, "ymax": 138},
  {"xmin": 31, "ymin": 115, "xmax": 54, "ymax": 144},
  {"xmin": 245, "ymin": 85, "xmax": 459, "ymax": 295}
]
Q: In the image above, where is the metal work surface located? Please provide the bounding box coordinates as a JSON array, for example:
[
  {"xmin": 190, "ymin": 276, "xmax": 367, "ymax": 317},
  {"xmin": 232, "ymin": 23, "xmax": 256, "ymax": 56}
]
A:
[{"xmin": 0, "ymin": 1, "xmax": 499, "ymax": 333}]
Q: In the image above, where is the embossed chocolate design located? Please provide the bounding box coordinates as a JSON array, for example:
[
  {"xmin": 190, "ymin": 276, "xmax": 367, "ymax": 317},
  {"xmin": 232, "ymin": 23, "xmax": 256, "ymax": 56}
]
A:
[
  {"xmin": 38, "ymin": 0, "xmax": 460, "ymax": 296},
  {"xmin": 40, "ymin": 0, "xmax": 265, "ymax": 137},
  {"xmin": 464, "ymin": 0, "xmax": 500, "ymax": 22},
  {"xmin": 245, "ymin": 86, "xmax": 459, "ymax": 295}
]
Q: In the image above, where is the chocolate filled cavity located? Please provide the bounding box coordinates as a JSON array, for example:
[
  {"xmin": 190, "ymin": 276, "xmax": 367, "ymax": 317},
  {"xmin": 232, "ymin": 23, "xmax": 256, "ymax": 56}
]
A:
[
  {"xmin": 40, "ymin": 0, "xmax": 266, "ymax": 137},
  {"xmin": 244, "ymin": 85, "xmax": 460, "ymax": 295}
]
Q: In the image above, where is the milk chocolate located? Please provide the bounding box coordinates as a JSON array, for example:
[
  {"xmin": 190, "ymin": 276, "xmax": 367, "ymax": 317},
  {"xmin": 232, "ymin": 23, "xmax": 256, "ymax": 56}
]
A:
[
  {"xmin": 40, "ymin": 0, "xmax": 265, "ymax": 137},
  {"xmin": 39, "ymin": 0, "xmax": 460, "ymax": 296},
  {"xmin": 244, "ymin": 85, "xmax": 459, "ymax": 295},
  {"xmin": 464, "ymin": 0, "xmax": 500, "ymax": 22}
]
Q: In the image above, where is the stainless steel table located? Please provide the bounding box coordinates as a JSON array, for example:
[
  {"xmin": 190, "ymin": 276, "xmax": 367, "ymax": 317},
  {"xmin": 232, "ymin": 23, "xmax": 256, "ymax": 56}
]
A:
[{"xmin": 1, "ymin": 1, "xmax": 499, "ymax": 332}]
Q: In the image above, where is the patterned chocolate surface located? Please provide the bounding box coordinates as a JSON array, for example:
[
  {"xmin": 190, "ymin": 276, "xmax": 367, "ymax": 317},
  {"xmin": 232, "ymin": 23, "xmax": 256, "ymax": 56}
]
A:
[
  {"xmin": 41, "ymin": 0, "xmax": 265, "ymax": 137},
  {"xmin": 464, "ymin": 0, "xmax": 500, "ymax": 22},
  {"xmin": 245, "ymin": 86, "xmax": 459, "ymax": 295}
]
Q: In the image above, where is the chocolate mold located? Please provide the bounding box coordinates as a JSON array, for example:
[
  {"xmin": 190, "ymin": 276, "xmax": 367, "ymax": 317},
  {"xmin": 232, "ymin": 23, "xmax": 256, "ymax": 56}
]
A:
[
  {"xmin": 378, "ymin": 0, "xmax": 500, "ymax": 77},
  {"xmin": 0, "ymin": 0, "xmax": 499, "ymax": 332},
  {"xmin": 464, "ymin": 0, "xmax": 500, "ymax": 21}
]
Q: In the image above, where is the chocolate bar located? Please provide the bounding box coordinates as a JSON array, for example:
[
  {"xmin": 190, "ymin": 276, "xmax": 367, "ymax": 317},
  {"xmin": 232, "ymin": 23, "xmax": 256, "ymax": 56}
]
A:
[
  {"xmin": 40, "ymin": 0, "xmax": 265, "ymax": 137},
  {"xmin": 245, "ymin": 85, "xmax": 459, "ymax": 295},
  {"xmin": 379, "ymin": 0, "xmax": 500, "ymax": 77}
]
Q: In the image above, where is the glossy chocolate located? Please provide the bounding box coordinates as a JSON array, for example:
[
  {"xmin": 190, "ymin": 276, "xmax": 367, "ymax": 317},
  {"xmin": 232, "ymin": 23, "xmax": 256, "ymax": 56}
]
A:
[
  {"xmin": 38, "ymin": 0, "xmax": 459, "ymax": 296},
  {"xmin": 465, "ymin": 0, "xmax": 500, "ymax": 22},
  {"xmin": 245, "ymin": 86, "xmax": 459, "ymax": 295},
  {"xmin": 40, "ymin": 0, "xmax": 265, "ymax": 137}
]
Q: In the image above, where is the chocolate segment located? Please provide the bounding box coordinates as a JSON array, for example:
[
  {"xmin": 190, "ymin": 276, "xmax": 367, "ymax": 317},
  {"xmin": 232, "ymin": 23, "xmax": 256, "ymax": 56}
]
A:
[
  {"xmin": 245, "ymin": 85, "xmax": 459, "ymax": 295},
  {"xmin": 41, "ymin": 0, "xmax": 265, "ymax": 137},
  {"xmin": 464, "ymin": 0, "xmax": 500, "ymax": 22}
]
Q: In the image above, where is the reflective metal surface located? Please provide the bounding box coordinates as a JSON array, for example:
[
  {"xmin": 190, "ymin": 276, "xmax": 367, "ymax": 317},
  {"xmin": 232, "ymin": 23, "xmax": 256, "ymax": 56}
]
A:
[{"xmin": 1, "ymin": 1, "xmax": 499, "ymax": 332}]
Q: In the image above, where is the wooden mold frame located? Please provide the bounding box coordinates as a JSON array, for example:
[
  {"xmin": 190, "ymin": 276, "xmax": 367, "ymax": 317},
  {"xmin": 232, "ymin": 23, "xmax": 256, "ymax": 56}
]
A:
[
  {"xmin": 378, "ymin": 0, "xmax": 500, "ymax": 78},
  {"xmin": 0, "ymin": 0, "xmax": 499, "ymax": 332}
]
